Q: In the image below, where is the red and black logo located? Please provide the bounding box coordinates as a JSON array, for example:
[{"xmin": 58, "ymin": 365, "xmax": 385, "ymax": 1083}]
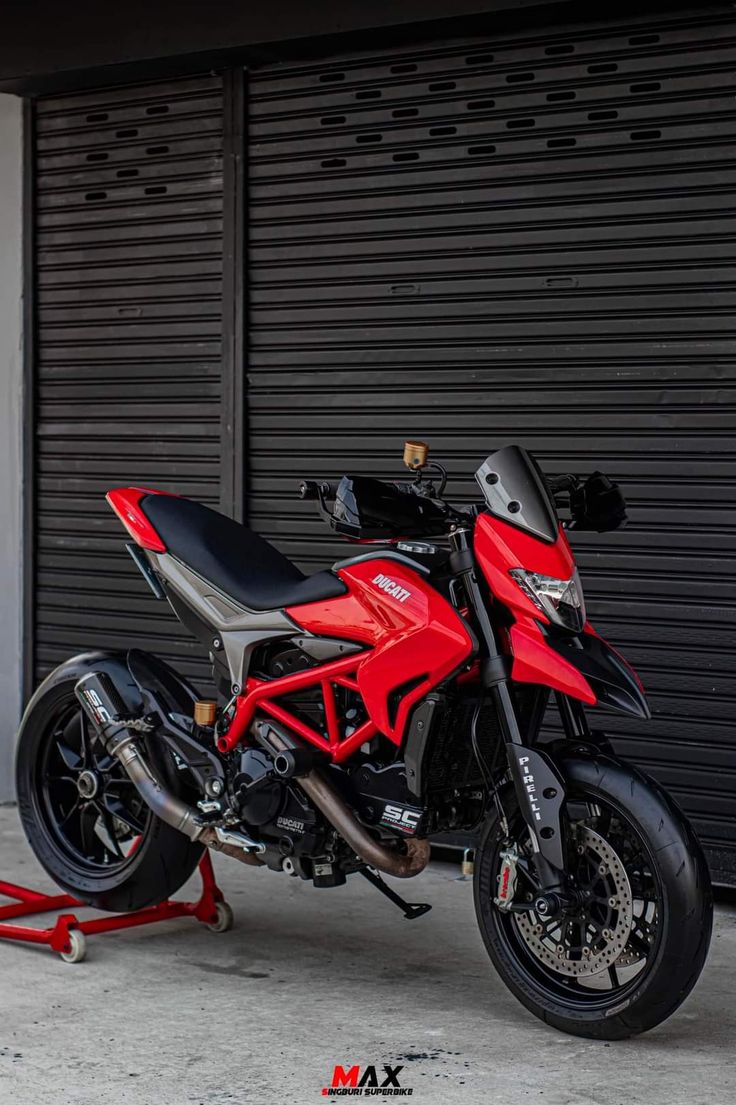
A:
[{"xmin": 323, "ymin": 1064, "xmax": 411, "ymax": 1097}]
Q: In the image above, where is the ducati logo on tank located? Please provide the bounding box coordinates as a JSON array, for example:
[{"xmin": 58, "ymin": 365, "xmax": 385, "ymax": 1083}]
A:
[{"xmin": 371, "ymin": 573, "xmax": 412, "ymax": 603}]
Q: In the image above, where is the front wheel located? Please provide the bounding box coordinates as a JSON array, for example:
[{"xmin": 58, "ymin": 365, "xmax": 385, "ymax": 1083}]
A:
[{"xmin": 474, "ymin": 753, "xmax": 713, "ymax": 1039}]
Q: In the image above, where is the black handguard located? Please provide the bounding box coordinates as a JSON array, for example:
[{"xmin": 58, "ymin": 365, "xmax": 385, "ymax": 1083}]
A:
[{"xmin": 569, "ymin": 471, "xmax": 627, "ymax": 532}]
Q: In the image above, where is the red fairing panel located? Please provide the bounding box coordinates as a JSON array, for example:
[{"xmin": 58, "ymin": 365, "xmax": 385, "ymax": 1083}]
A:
[
  {"xmin": 474, "ymin": 513, "xmax": 596, "ymax": 705},
  {"xmin": 474, "ymin": 513, "xmax": 575, "ymax": 624},
  {"xmin": 286, "ymin": 558, "xmax": 474, "ymax": 745},
  {"xmin": 106, "ymin": 488, "xmax": 172, "ymax": 553},
  {"xmin": 508, "ymin": 621, "xmax": 596, "ymax": 704}
]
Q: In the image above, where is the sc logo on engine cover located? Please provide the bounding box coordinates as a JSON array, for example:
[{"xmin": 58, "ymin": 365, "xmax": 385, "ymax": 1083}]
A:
[{"xmin": 379, "ymin": 803, "xmax": 424, "ymax": 835}]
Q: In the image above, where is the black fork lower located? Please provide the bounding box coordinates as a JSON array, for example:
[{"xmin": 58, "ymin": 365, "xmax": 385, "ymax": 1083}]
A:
[{"xmin": 448, "ymin": 526, "xmax": 569, "ymax": 892}]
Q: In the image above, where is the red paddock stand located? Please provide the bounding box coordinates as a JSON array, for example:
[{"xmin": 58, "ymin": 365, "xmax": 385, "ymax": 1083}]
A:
[{"xmin": 0, "ymin": 852, "xmax": 233, "ymax": 963}]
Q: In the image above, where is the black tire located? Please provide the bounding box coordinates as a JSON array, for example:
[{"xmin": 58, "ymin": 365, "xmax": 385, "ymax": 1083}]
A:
[
  {"xmin": 16, "ymin": 661, "xmax": 204, "ymax": 913},
  {"xmin": 474, "ymin": 753, "xmax": 713, "ymax": 1039}
]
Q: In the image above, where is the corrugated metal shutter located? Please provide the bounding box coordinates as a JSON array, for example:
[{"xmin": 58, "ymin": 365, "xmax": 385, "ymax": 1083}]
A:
[
  {"xmin": 33, "ymin": 75, "xmax": 225, "ymax": 689},
  {"xmin": 248, "ymin": 7, "xmax": 736, "ymax": 878}
]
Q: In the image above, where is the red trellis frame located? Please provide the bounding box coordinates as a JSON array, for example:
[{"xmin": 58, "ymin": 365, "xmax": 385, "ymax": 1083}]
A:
[
  {"xmin": 0, "ymin": 852, "xmax": 230, "ymax": 962},
  {"xmin": 217, "ymin": 652, "xmax": 378, "ymax": 761}
]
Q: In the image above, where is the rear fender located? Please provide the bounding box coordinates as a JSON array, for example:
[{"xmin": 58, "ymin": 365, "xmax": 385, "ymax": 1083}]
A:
[{"xmin": 22, "ymin": 650, "xmax": 148, "ymax": 724}]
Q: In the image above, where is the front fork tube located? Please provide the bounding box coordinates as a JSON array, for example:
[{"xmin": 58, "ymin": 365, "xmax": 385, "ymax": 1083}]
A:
[
  {"xmin": 450, "ymin": 527, "xmax": 567, "ymax": 893},
  {"xmin": 556, "ymin": 691, "xmax": 591, "ymax": 741}
]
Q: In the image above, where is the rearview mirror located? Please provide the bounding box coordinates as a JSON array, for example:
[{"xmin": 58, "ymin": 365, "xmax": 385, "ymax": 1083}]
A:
[{"xmin": 568, "ymin": 472, "xmax": 627, "ymax": 532}]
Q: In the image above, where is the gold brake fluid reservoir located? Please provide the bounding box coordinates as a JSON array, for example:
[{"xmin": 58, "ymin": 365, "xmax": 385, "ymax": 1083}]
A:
[
  {"xmin": 403, "ymin": 440, "xmax": 429, "ymax": 470},
  {"xmin": 194, "ymin": 700, "xmax": 217, "ymax": 727}
]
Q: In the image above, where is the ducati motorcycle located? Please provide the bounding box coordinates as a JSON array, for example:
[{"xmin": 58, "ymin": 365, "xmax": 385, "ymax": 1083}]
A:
[{"xmin": 16, "ymin": 442, "xmax": 712, "ymax": 1038}]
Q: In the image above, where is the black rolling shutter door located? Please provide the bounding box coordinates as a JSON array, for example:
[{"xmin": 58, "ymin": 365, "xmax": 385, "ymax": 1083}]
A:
[
  {"xmin": 248, "ymin": 7, "xmax": 736, "ymax": 879},
  {"xmin": 33, "ymin": 75, "xmax": 224, "ymax": 689}
]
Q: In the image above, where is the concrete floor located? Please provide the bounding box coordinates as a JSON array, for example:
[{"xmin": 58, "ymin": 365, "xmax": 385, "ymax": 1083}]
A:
[{"xmin": 0, "ymin": 806, "xmax": 732, "ymax": 1105}]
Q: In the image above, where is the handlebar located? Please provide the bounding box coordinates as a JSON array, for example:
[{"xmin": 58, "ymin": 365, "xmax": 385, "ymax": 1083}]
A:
[
  {"xmin": 298, "ymin": 467, "xmax": 625, "ymax": 536},
  {"xmin": 547, "ymin": 473, "xmax": 578, "ymax": 494}
]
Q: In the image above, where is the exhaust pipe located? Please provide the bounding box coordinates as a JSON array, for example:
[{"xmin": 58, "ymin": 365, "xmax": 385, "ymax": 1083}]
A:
[
  {"xmin": 102, "ymin": 732, "xmax": 265, "ymax": 868},
  {"xmin": 111, "ymin": 732, "xmax": 204, "ymax": 840},
  {"xmin": 255, "ymin": 721, "xmax": 430, "ymax": 879},
  {"xmin": 74, "ymin": 671, "xmax": 428, "ymax": 878}
]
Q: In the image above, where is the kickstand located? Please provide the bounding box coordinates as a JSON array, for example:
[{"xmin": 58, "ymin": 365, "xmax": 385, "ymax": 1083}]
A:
[{"xmin": 360, "ymin": 868, "xmax": 432, "ymax": 920}]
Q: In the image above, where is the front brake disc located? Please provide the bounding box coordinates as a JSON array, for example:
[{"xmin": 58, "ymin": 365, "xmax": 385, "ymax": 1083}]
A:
[{"xmin": 513, "ymin": 826, "xmax": 633, "ymax": 978}]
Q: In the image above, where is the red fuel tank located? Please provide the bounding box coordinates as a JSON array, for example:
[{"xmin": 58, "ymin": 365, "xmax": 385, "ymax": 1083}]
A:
[{"xmin": 286, "ymin": 557, "xmax": 474, "ymax": 744}]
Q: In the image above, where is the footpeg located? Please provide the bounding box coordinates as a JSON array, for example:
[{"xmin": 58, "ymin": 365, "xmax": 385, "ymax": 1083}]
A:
[
  {"xmin": 360, "ymin": 868, "xmax": 432, "ymax": 920},
  {"xmin": 211, "ymin": 827, "xmax": 266, "ymax": 855}
]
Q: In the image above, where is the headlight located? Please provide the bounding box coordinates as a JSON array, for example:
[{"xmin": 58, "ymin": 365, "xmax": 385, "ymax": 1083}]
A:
[{"xmin": 509, "ymin": 568, "xmax": 586, "ymax": 632}]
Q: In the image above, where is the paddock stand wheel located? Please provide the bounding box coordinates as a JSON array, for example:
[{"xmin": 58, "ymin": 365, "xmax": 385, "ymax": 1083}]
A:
[
  {"xmin": 0, "ymin": 852, "xmax": 234, "ymax": 963},
  {"xmin": 60, "ymin": 929, "xmax": 87, "ymax": 964},
  {"xmin": 206, "ymin": 901, "xmax": 235, "ymax": 933}
]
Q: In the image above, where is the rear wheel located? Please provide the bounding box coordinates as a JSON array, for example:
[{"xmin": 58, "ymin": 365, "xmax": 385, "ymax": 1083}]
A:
[
  {"xmin": 474, "ymin": 754, "xmax": 712, "ymax": 1038},
  {"xmin": 16, "ymin": 670, "xmax": 204, "ymax": 913}
]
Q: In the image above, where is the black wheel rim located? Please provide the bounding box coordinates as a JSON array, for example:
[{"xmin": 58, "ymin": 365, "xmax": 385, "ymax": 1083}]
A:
[
  {"xmin": 490, "ymin": 787, "xmax": 664, "ymax": 1011},
  {"xmin": 37, "ymin": 700, "xmax": 151, "ymax": 874}
]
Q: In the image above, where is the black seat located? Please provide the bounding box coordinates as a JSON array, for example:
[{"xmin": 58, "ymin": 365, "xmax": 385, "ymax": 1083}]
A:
[{"xmin": 140, "ymin": 494, "xmax": 347, "ymax": 612}]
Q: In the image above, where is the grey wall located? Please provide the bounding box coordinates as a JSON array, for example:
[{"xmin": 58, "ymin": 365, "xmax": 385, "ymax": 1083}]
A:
[{"xmin": 0, "ymin": 95, "xmax": 23, "ymax": 801}]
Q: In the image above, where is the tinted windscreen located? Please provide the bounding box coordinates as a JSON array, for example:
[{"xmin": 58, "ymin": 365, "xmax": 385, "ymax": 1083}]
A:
[{"xmin": 474, "ymin": 446, "xmax": 559, "ymax": 543}]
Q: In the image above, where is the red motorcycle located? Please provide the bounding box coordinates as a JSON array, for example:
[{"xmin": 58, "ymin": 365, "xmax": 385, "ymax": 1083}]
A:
[{"xmin": 16, "ymin": 442, "xmax": 711, "ymax": 1038}]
